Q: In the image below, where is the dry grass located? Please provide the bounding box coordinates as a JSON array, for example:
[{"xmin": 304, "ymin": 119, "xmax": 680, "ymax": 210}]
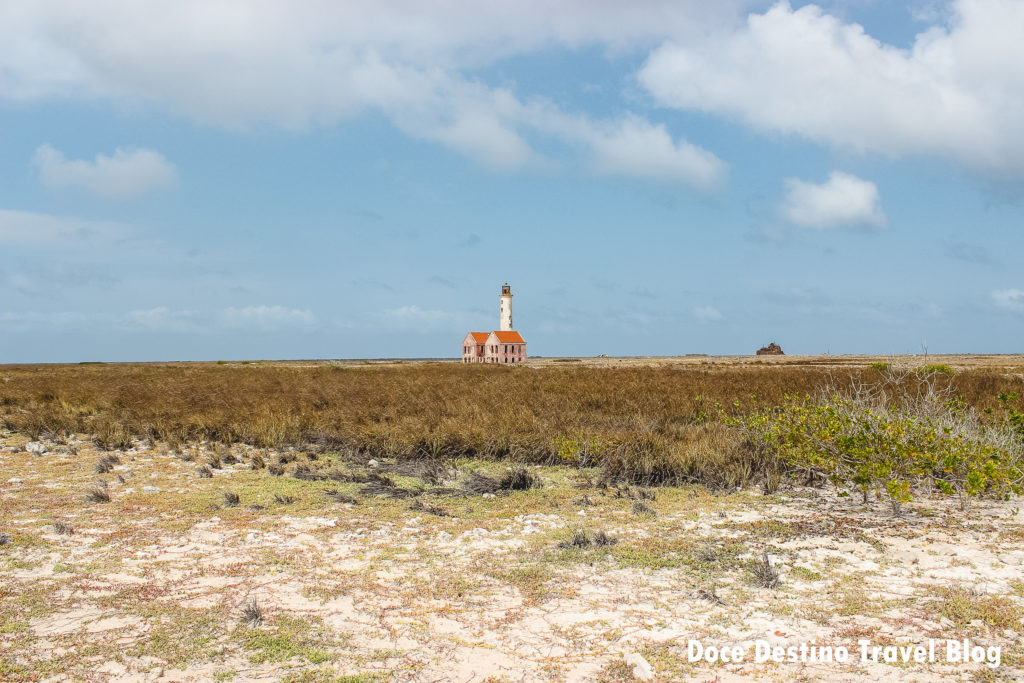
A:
[
  {"xmin": 750, "ymin": 552, "xmax": 781, "ymax": 589},
  {"xmin": 240, "ymin": 597, "xmax": 264, "ymax": 627},
  {"xmin": 85, "ymin": 485, "xmax": 111, "ymax": 504},
  {"xmin": 2, "ymin": 360, "xmax": 1022, "ymax": 488}
]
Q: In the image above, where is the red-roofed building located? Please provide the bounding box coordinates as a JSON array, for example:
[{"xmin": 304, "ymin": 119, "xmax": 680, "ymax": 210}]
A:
[{"xmin": 461, "ymin": 284, "xmax": 527, "ymax": 364}]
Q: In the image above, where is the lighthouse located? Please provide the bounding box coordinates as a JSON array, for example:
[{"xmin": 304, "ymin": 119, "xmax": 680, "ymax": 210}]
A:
[
  {"xmin": 500, "ymin": 283, "xmax": 513, "ymax": 331},
  {"xmin": 461, "ymin": 283, "xmax": 527, "ymax": 364}
]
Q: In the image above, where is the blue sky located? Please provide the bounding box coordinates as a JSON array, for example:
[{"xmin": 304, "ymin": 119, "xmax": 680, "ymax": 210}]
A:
[{"xmin": 2, "ymin": 0, "xmax": 1023, "ymax": 362}]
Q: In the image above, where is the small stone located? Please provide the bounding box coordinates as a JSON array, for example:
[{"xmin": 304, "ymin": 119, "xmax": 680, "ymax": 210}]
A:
[
  {"xmin": 143, "ymin": 486, "xmax": 161, "ymax": 493},
  {"xmin": 25, "ymin": 441, "xmax": 48, "ymax": 454},
  {"xmin": 367, "ymin": 459, "xmax": 379, "ymax": 468}
]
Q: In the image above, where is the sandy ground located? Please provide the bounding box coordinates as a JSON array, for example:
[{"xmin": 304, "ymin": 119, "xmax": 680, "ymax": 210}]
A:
[{"xmin": 2, "ymin": 433, "xmax": 1023, "ymax": 682}]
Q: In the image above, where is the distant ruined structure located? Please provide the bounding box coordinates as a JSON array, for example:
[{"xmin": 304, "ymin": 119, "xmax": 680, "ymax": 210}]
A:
[
  {"xmin": 756, "ymin": 342, "xmax": 785, "ymax": 356},
  {"xmin": 461, "ymin": 284, "xmax": 527, "ymax": 364}
]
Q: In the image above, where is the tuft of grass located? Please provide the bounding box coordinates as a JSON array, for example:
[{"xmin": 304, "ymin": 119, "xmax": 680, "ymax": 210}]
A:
[
  {"xmin": 53, "ymin": 521, "xmax": 75, "ymax": 536},
  {"xmin": 86, "ymin": 486, "xmax": 111, "ymax": 504},
  {"xmin": 92, "ymin": 418, "xmax": 131, "ymax": 451},
  {"xmin": 273, "ymin": 494, "xmax": 295, "ymax": 505},
  {"xmin": 359, "ymin": 472, "xmax": 420, "ymax": 498},
  {"xmin": 409, "ymin": 499, "xmax": 450, "ymax": 517},
  {"xmin": 94, "ymin": 454, "xmax": 120, "ymax": 474},
  {"xmin": 500, "ymin": 466, "xmax": 542, "ymax": 490},
  {"xmin": 919, "ymin": 364, "xmax": 954, "ymax": 375},
  {"xmin": 463, "ymin": 471, "xmax": 502, "ymax": 494},
  {"xmin": 0, "ymin": 532, "xmax": 11, "ymax": 546},
  {"xmin": 417, "ymin": 459, "xmax": 452, "ymax": 485},
  {"xmin": 560, "ymin": 529, "xmax": 593, "ymax": 549},
  {"xmin": 222, "ymin": 491, "xmax": 240, "ymax": 507},
  {"xmin": 558, "ymin": 529, "xmax": 618, "ymax": 550},
  {"xmin": 750, "ymin": 552, "xmax": 780, "ymax": 589},
  {"xmin": 323, "ymin": 489, "xmax": 359, "ymax": 505},
  {"xmin": 631, "ymin": 500, "xmax": 655, "ymax": 516},
  {"xmin": 239, "ymin": 597, "xmax": 263, "ymax": 627},
  {"xmin": 463, "ymin": 467, "xmax": 541, "ymax": 494},
  {"xmin": 250, "ymin": 454, "xmax": 266, "ymax": 469},
  {"xmin": 196, "ymin": 465, "xmax": 213, "ymax": 479},
  {"xmin": 267, "ymin": 464, "xmax": 285, "ymax": 477}
]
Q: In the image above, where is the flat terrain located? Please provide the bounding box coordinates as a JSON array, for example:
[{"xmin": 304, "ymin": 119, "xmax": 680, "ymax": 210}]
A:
[{"xmin": 1, "ymin": 357, "xmax": 1023, "ymax": 681}]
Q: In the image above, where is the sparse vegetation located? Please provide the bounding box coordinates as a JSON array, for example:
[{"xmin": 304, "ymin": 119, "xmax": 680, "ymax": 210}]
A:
[
  {"xmin": 560, "ymin": 529, "xmax": 594, "ymax": 549},
  {"xmin": 3, "ymin": 357, "xmax": 1024, "ymax": 680},
  {"xmin": 94, "ymin": 453, "xmax": 120, "ymax": 474},
  {"xmin": 631, "ymin": 500, "xmax": 655, "ymax": 516},
  {"xmin": 751, "ymin": 552, "xmax": 780, "ymax": 589},
  {"xmin": 1, "ymin": 361, "xmax": 1021, "ymax": 503},
  {"xmin": 240, "ymin": 597, "xmax": 263, "ymax": 627},
  {"xmin": 85, "ymin": 486, "xmax": 111, "ymax": 503},
  {"xmin": 409, "ymin": 499, "xmax": 451, "ymax": 517},
  {"xmin": 932, "ymin": 585, "xmax": 1023, "ymax": 630},
  {"xmin": 739, "ymin": 368, "xmax": 1024, "ymax": 511},
  {"xmin": 323, "ymin": 489, "xmax": 359, "ymax": 505}
]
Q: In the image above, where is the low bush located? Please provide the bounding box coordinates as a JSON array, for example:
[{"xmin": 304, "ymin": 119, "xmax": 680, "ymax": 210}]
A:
[{"xmin": 739, "ymin": 371, "xmax": 1024, "ymax": 512}]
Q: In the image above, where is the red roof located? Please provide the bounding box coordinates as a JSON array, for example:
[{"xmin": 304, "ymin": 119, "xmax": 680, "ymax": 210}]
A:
[
  {"xmin": 468, "ymin": 332, "xmax": 489, "ymax": 343},
  {"xmin": 492, "ymin": 330, "xmax": 525, "ymax": 343}
]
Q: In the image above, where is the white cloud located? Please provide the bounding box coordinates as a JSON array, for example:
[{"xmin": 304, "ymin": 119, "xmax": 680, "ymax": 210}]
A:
[
  {"xmin": 0, "ymin": 1, "xmax": 732, "ymax": 188},
  {"xmin": 583, "ymin": 115, "xmax": 726, "ymax": 189},
  {"xmin": 0, "ymin": 208, "xmax": 127, "ymax": 246},
  {"xmin": 992, "ymin": 289, "xmax": 1024, "ymax": 314},
  {"xmin": 222, "ymin": 306, "xmax": 316, "ymax": 332},
  {"xmin": 127, "ymin": 306, "xmax": 202, "ymax": 333},
  {"xmin": 0, "ymin": 310, "xmax": 103, "ymax": 332},
  {"xmin": 780, "ymin": 171, "xmax": 885, "ymax": 229},
  {"xmin": 1, "ymin": 305, "xmax": 318, "ymax": 333},
  {"xmin": 32, "ymin": 144, "xmax": 177, "ymax": 199},
  {"xmin": 693, "ymin": 305, "xmax": 723, "ymax": 323},
  {"xmin": 639, "ymin": 0, "xmax": 1024, "ymax": 178},
  {"xmin": 370, "ymin": 305, "xmax": 472, "ymax": 332}
]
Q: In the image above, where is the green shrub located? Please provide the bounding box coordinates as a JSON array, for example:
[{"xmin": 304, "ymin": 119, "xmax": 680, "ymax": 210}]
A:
[
  {"xmin": 999, "ymin": 392, "xmax": 1024, "ymax": 439},
  {"xmin": 739, "ymin": 381, "xmax": 1023, "ymax": 512}
]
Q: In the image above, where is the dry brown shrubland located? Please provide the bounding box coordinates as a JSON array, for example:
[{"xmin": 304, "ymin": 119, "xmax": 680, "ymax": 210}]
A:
[{"xmin": 1, "ymin": 361, "xmax": 1022, "ymax": 487}]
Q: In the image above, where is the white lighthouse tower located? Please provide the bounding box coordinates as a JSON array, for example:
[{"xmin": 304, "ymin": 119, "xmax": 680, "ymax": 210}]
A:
[
  {"xmin": 500, "ymin": 283, "xmax": 513, "ymax": 331},
  {"xmin": 461, "ymin": 283, "xmax": 526, "ymax": 363}
]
